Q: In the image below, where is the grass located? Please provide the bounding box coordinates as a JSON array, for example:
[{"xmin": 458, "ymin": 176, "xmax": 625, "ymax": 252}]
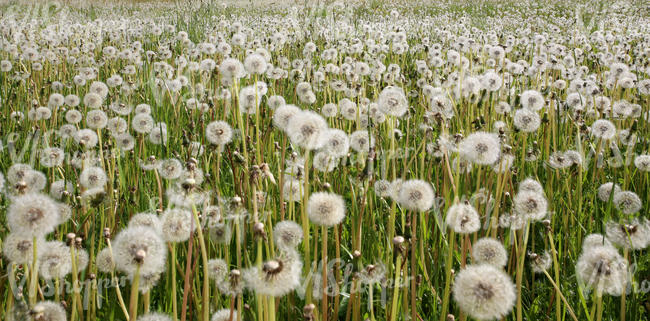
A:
[{"xmin": 0, "ymin": 0, "xmax": 649, "ymax": 321}]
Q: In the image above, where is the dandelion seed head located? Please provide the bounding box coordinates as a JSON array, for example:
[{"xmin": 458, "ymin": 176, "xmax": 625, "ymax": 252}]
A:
[
  {"xmin": 520, "ymin": 90, "xmax": 544, "ymax": 111},
  {"xmin": 605, "ymin": 219, "xmax": 649, "ymax": 250},
  {"xmin": 205, "ymin": 120, "xmax": 233, "ymax": 145},
  {"xmin": 38, "ymin": 241, "xmax": 72, "ymax": 280},
  {"xmin": 282, "ymin": 178, "xmax": 303, "ymax": 202},
  {"xmin": 633, "ymin": 155, "xmax": 650, "ymax": 171},
  {"xmin": 65, "ymin": 109, "xmax": 83, "ymax": 124},
  {"xmin": 582, "ymin": 233, "xmax": 612, "ymax": 252},
  {"xmin": 211, "ymin": 309, "xmax": 241, "ymax": 321},
  {"xmin": 613, "ymin": 190, "xmax": 642, "ymax": 214},
  {"xmin": 576, "ymin": 245, "xmax": 627, "ymax": 296},
  {"xmin": 453, "ymin": 264, "xmax": 516, "ymax": 320},
  {"xmin": 243, "ymin": 254, "xmax": 302, "ymax": 297},
  {"xmin": 513, "ymin": 191, "xmax": 548, "ymax": 221},
  {"xmin": 80, "ymin": 166, "xmax": 107, "ymax": 189},
  {"xmin": 136, "ymin": 312, "xmax": 172, "ymax": 321},
  {"xmin": 513, "ymin": 108, "xmax": 541, "ymax": 132},
  {"xmin": 458, "ymin": 132, "xmax": 500, "ymax": 165},
  {"xmin": 132, "ymin": 113, "xmax": 155, "ymax": 134},
  {"xmin": 209, "ymin": 223, "xmax": 232, "ymax": 244},
  {"xmin": 591, "ymin": 119, "xmax": 616, "ymax": 140},
  {"xmin": 597, "ymin": 182, "xmax": 621, "ymax": 202},
  {"xmin": 74, "ymin": 129, "xmax": 99, "ymax": 148},
  {"xmin": 207, "ymin": 258, "xmax": 229, "ymax": 281},
  {"xmin": 31, "ymin": 301, "xmax": 67, "ymax": 321},
  {"xmin": 160, "ymin": 208, "xmax": 195, "ymax": 243},
  {"xmin": 321, "ymin": 103, "xmax": 338, "ymax": 118},
  {"xmin": 349, "ymin": 130, "xmax": 375, "ymax": 153},
  {"xmin": 273, "ymin": 104, "xmax": 301, "ymax": 131},
  {"xmin": 377, "ymin": 86, "xmax": 408, "ymax": 117},
  {"xmin": 86, "ymin": 109, "xmax": 108, "ymax": 129},
  {"xmin": 113, "ymin": 226, "xmax": 167, "ymax": 276},
  {"xmin": 397, "ymin": 179, "xmax": 435, "ymax": 212},
  {"xmin": 445, "ymin": 202, "xmax": 481, "ymax": 234},
  {"xmin": 96, "ymin": 247, "xmax": 115, "ymax": 273},
  {"xmin": 286, "ymin": 111, "xmax": 328, "ymax": 150},
  {"xmin": 244, "ymin": 53, "xmax": 267, "ymax": 74},
  {"xmin": 472, "ymin": 238, "xmax": 507, "ymax": 267},
  {"xmin": 374, "ymin": 179, "xmax": 391, "ymax": 198},
  {"xmin": 273, "ymin": 220, "xmax": 303, "ymax": 251},
  {"xmin": 530, "ymin": 251, "xmax": 552, "ymax": 273},
  {"xmin": 129, "ymin": 212, "xmax": 163, "ymax": 236},
  {"xmin": 159, "ymin": 158, "xmax": 183, "ymax": 180},
  {"xmin": 2, "ymin": 233, "xmax": 43, "ymax": 264},
  {"xmin": 7, "ymin": 193, "xmax": 60, "ymax": 236},
  {"xmin": 307, "ymin": 192, "xmax": 346, "ymax": 226}
]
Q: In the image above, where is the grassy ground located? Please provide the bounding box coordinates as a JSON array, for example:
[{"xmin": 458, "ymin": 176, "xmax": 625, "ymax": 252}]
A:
[{"xmin": 0, "ymin": 1, "xmax": 649, "ymax": 321}]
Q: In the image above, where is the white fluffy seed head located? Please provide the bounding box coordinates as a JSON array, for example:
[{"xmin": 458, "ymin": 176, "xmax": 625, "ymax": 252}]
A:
[
  {"xmin": 374, "ymin": 179, "xmax": 391, "ymax": 197},
  {"xmin": 243, "ymin": 254, "xmax": 302, "ymax": 297},
  {"xmin": 2, "ymin": 233, "xmax": 44, "ymax": 264},
  {"xmin": 209, "ymin": 223, "xmax": 232, "ymax": 244},
  {"xmin": 86, "ymin": 109, "xmax": 108, "ymax": 129},
  {"xmin": 38, "ymin": 241, "xmax": 72, "ymax": 280},
  {"xmin": 582, "ymin": 234, "xmax": 612, "ymax": 252},
  {"xmin": 518, "ymin": 177, "xmax": 544, "ymax": 194},
  {"xmin": 453, "ymin": 264, "xmax": 516, "ymax": 321},
  {"xmin": 206, "ymin": 120, "xmax": 233, "ymax": 145},
  {"xmin": 530, "ymin": 251, "xmax": 552, "ymax": 273},
  {"xmin": 219, "ymin": 58, "xmax": 245, "ymax": 79},
  {"xmin": 7, "ymin": 193, "xmax": 60, "ymax": 237},
  {"xmin": 377, "ymin": 86, "xmax": 408, "ymax": 117},
  {"xmin": 39, "ymin": 147, "xmax": 65, "ymax": 168},
  {"xmin": 244, "ymin": 53, "xmax": 267, "ymax": 74},
  {"xmin": 597, "ymin": 182, "xmax": 620, "ymax": 202},
  {"xmin": 349, "ymin": 130, "xmax": 375, "ymax": 153},
  {"xmin": 129, "ymin": 212, "xmax": 163, "ymax": 235},
  {"xmin": 591, "ymin": 119, "xmax": 616, "ymax": 140},
  {"xmin": 634, "ymin": 155, "xmax": 650, "ymax": 171},
  {"xmin": 458, "ymin": 132, "xmax": 500, "ymax": 165},
  {"xmin": 207, "ymin": 258, "xmax": 229, "ymax": 281},
  {"xmin": 112, "ymin": 226, "xmax": 167, "ymax": 276},
  {"xmin": 273, "ymin": 104, "xmax": 301, "ymax": 131},
  {"xmin": 397, "ymin": 179, "xmax": 435, "ymax": 212},
  {"xmin": 158, "ymin": 158, "xmax": 183, "ymax": 180},
  {"xmin": 576, "ymin": 245, "xmax": 628, "ymax": 296},
  {"xmin": 96, "ymin": 247, "xmax": 116, "ymax": 273},
  {"xmin": 160, "ymin": 208, "xmax": 196, "ymax": 243},
  {"xmin": 605, "ymin": 219, "xmax": 649, "ymax": 250},
  {"xmin": 132, "ymin": 113, "xmax": 155, "ymax": 134},
  {"xmin": 31, "ymin": 301, "xmax": 67, "ymax": 321},
  {"xmin": 513, "ymin": 108, "xmax": 541, "ymax": 132},
  {"xmin": 80, "ymin": 166, "xmax": 107, "ymax": 189},
  {"xmin": 445, "ymin": 202, "xmax": 481, "ymax": 234},
  {"xmin": 136, "ymin": 312, "xmax": 173, "ymax": 321},
  {"xmin": 613, "ymin": 190, "xmax": 642, "ymax": 214},
  {"xmin": 282, "ymin": 178, "xmax": 303, "ymax": 202},
  {"xmin": 472, "ymin": 238, "xmax": 508, "ymax": 267},
  {"xmin": 513, "ymin": 191, "xmax": 548, "ymax": 221},
  {"xmin": 307, "ymin": 192, "xmax": 346, "ymax": 226},
  {"xmin": 211, "ymin": 309, "xmax": 241, "ymax": 321},
  {"xmin": 320, "ymin": 129, "xmax": 350, "ymax": 157},
  {"xmin": 312, "ymin": 151, "xmax": 339, "ymax": 172},
  {"xmin": 520, "ymin": 89, "xmax": 545, "ymax": 111},
  {"xmin": 286, "ymin": 111, "xmax": 328, "ymax": 150},
  {"xmin": 273, "ymin": 220, "xmax": 304, "ymax": 251}
]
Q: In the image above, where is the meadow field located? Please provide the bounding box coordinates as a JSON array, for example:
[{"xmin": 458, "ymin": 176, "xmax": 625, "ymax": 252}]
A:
[{"xmin": 0, "ymin": 0, "xmax": 649, "ymax": 320}]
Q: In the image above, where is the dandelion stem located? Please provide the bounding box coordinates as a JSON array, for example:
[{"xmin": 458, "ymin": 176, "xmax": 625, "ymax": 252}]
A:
[
  {"xmin": 191, "ymin": 204, "xmax": 210, "ymax": 321},
  {"xmin": 129, "ymin": 265, "xmax": 141, "ymax": 321},
  {"xmin": 322, "ymin": 225, "xmax": 329, "ymax": 321}
]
